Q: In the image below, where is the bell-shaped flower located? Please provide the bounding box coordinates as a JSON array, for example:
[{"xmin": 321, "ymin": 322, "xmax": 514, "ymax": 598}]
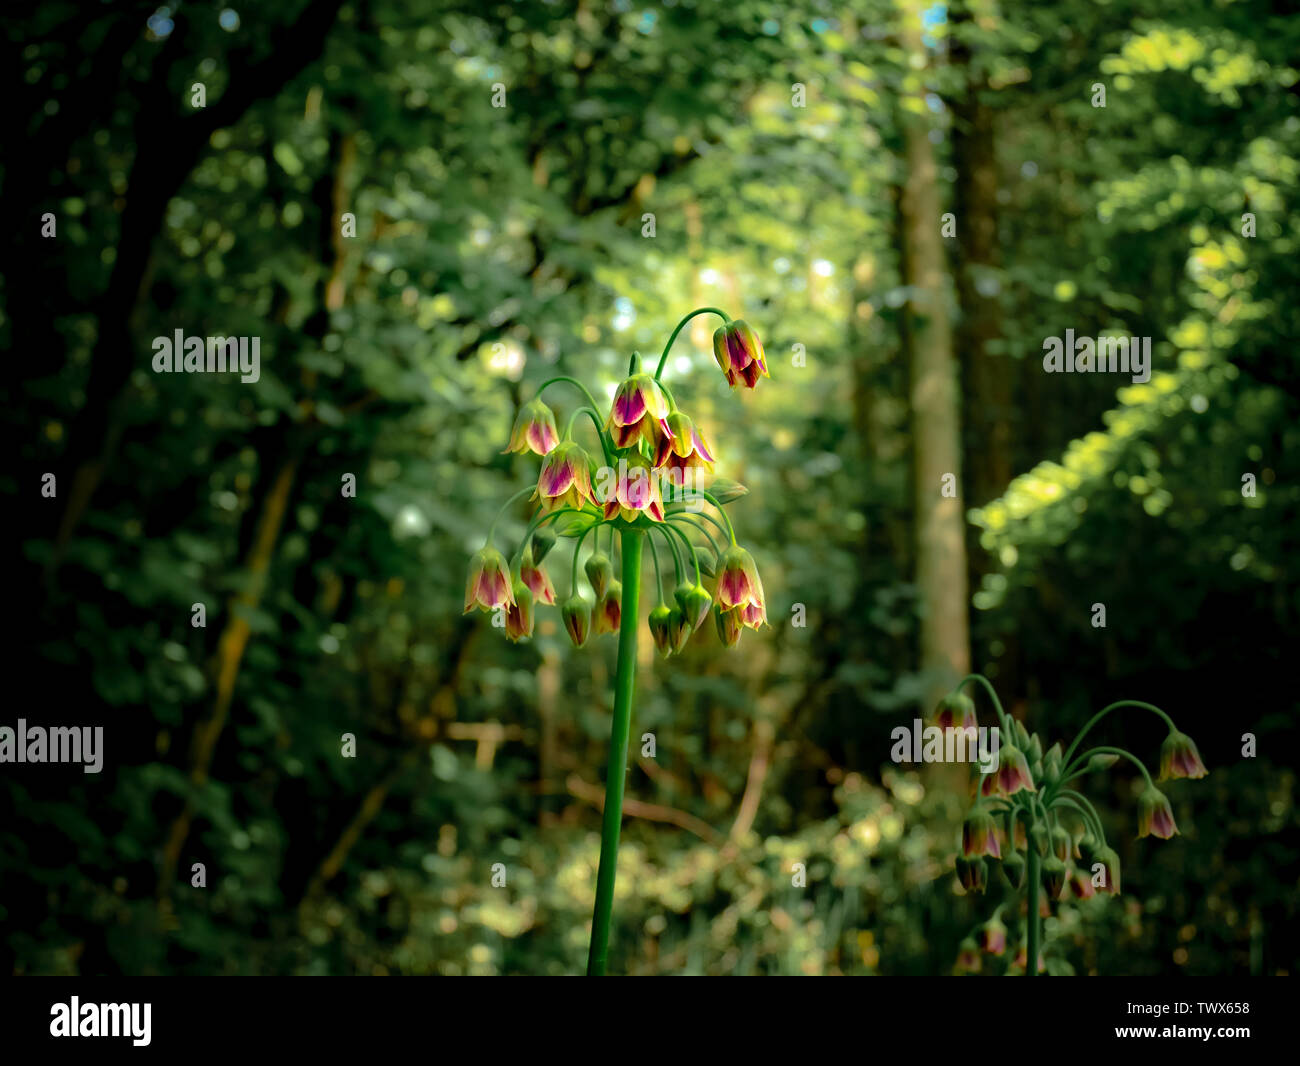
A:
[
  {"xmin": 561, "ymin": 594, "xmax": 591, "ymax": 648},
  {"xmin": 503, "ymin": 397, "xmax": 559, "ymax": 456},
  {"xmin": 1068, "ymin": 864, "xmax": 1096, "ymax": 900},
  {"xmin": 1001, "ymin": 849, "xmax": 1026, "ymax": 890},
  {"xmin": 962, "ymin": 806, "xmax": 1001, "ymax": 859},
  {"xmin": 464, "ymin": 546, "xmax": 514, "ymax": 614},
  {"xmin": 530, "ymin": 526, "xmax": 557, "ymax": 564},
  {"xmin": 535, "ymin": 441, "xmax": 597, "ymax": 513},
  {"xmin": 653, "ymin": 410, "xmax": 716, "ymax": 476},
  {"xmin": 504, "ymin": 579, "xmax": 534, "ymax": 642},
  {"xmin": 675, "ymin": 581, "xmax": 712, "ymax": 631},
  {"xmin": 715, "ymin": 545, "xmax": 765, "ymax": 619},
  {"xmin": 714, "ymin": 604, "xmax": 742, "ymax": 648},
  {"xmin": 995, "ymin": 743, "xmax": 1036, "ymax": 796},
  {"xmin": 600, "ymin": 454, "xmax": 665, "ymax": 523},
  {"xmin": 934, "ymin": 691, "xmax": 978, "ymax": 732},
  {"xmin": 955, "ymin": 938, "xmax": 982, "ymax": 974},
  {"xmin": 519, "ymin": 546, "xmax": 556, "ymax": 606},
  {"xmin": 594, "ymin": 580, "xmax": 622, "ymax": 635},
  {"xmin": 1050, "ymin": 826, "xmax": 1071, "ymax": 863},
  {"xmin": 1159, "ymin": 730, "xmax": 1208, "ymax": 781},
  {"xmin": 1042, "ymin": 855, "xmax": 1067, "ymax": 900},
  {"xmin": 1137, "ymin": 786, "xmax": 1178, "ymax": 840},
  {"xmin": 606, "ymin": 373, "xmax": 674, "ymax": 450},
  {"xmin": 648, "ymin": 605, "xmax": 673, "ymax": 657},
  {"xmin": 1093, "ymin": 846, "xmax": 1122, "ymax": 895},
  {"xmin": 712, "ymin": 320, "xmax": 768, "ymax": 389}
]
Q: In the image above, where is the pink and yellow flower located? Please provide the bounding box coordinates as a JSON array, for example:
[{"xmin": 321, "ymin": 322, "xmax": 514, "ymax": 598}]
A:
[
  {"xmin": 599, "ymin": 454, "xmax": 665, "ymax": 523},
  {"xmin": 606, "ymin": 373, "xmax": 674, "ymax": 451},
  {"xmin": 504, "ymin": 579, "xmax": 534, "ymax": 642},
  {"xmin": 1137, "ymin": 786, "xmax": 1178, "ymax": 840},
  {"xmin": 994, "ymin": 743, "xmax": 1036, "ymax": 797},
  {"xmin": 714, "ymin": 604, "xmax": 742, "ymax": 647},
  {"xmin": 962, "ymin": 807, "xmax": 1001, "ymax": 859},
  {"xmin": 464, "ymin": 546, "xmax": 514, "ymax": 614},
  {"xmin": 535, "ymin": 441, "xmax": 597, "ymax": 513},
  {"xmin": 594, "ymin": 581, "xmax": 622, "ymax": 635},
  {"xmin": 712, "ymin": 320, "xmax": 768, "ymax": 389},
  {"xmin": 503, "ymin": 398, "xmax": 559, "ymax": 456},
  {"xmin": 715, "ymin": 545, "xmax": 766, "ymax": 626},
  {"xmin": 519, "ymin": 547, "xmax": 556, "ymax": 606},
  {"xmin": 1159, "ymin": 731, "xmax": 1208, "ymax": 781},
  {"xmin": 653, "ymin": 411, "xmax": 716, "ymax": 476},
  {"xmin": 935, "ymin": 691, "xmax": 978, "ymax": 732}
]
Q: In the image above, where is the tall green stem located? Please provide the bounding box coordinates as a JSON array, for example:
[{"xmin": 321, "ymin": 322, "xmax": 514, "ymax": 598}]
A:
[
  {"xmin": 586, "ymin": 528, "xmax": 643, "ymax": 976},
  {"xmin": 654, "ymin": 307, "xmax": 729, "ymax": 379}
]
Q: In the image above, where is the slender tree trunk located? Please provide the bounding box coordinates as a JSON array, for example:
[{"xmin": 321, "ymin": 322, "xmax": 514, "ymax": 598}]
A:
[{"xmin": 897, "ymin": 0, "xmax": 971, "ymax": 712}]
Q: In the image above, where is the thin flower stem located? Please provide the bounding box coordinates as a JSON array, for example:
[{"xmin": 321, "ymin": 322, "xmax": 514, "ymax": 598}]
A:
[
  {"xmin": 1062, "ymin": 745, "xmax": 1154, "ymax": 789},
  {"xmin": 657, "ymin": 526, "xmax": 683, "ymax": 583},
  {"xmin": 954, "ymin": 673, "xmax": 1013, "ymax": 738},
  {"xmin": 486, "ymin": 486, "xmax": 536, "ymax": 543},
  {"xmin": 662, "ymin": 523, "xmax": 700, "ymax": 585},
  {"xmin": 654, "ymin": 307, "xmax": 730, "ymax": 379},
  {"xmin": 647, "ymin": 531, "xmax": 665, "ymax": 606},
  {"xmin": 669, "ymin": 514, "xmax": 722, "ymax": 556},
  {"xmin": 587, "ymin": 528, "xmax": 643, "ymax": 977},
  {"xmin": 700, "ymin": 493, "xmax": 737, "ymax": 544},
  {"xmin": 537, "ymin": 375, "xmax": 604, "ymax": 421},
  {"xmin": 1054, "ymin": 790, "xmax": 1108, "ymax": 847},
  {"xmin": 509, "ymin": 507, "xmax": 588, "ymax": 570},
  {"xmin": 570, "ymin": 527, "xmax": 592, "ymax": 597},
  {"xmin": 671, "ymin": 507, "xmax": 731, "ymax": 546},
  {"xmin": 1060, "ymin": 701, "xmax": 1176, "ymax": 772},
  {"xmin": 565, "ymin": 406, "xmax": 613, "ymax": 463}
]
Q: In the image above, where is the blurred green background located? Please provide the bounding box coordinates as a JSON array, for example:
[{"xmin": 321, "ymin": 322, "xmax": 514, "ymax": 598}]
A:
[{"xmin": 3, "ymin": 0, "xmax": 1297, "ymax": 976}]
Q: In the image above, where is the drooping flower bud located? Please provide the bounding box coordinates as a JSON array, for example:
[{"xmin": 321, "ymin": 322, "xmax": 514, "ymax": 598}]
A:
[
  {"xmin": 675, "ymin": 582, "xmax": 712, "ymax": 630},
  {"xmin": 585, "ymin": 551, "xmax": 613, "ymax": 599},
  {"xmin": 1050, "ymin": 826, "xmax": 1071, "ymax": 863},
  {"xmin": 504, "ymin": 579, "xmax": 534, "ymax": 642},
  {"xmin": 955, "ymin": 856, "xmax": 988, "ymax": 894},
  {"xmin": 1042, "ymin": 742, "xmax": 1063, "ymax": 785},
  {"xmin": 1001, "ymin": 849, "xmax": 1026, "ymax": 890},
  {"xmin": 503, "ymin": 397, "xmax": 559, "ymax": 456},
  {"xmin": 530, "ymin": 525, "xmax": 557, "ymax": 564},
  {"xmin": 714, "ymin": 604, "xmax": 742, "ymax": 647},
  {"xmin": 1068, "ymin": 864, "xmax": 1096, "ymax": 900},
  {"xmin": 706, "ymin": 477, "xmax": 749, "ymax": 504},
  {"xmin": 1137, "ymin": 786, "xmax": 1179, "ymax": 840},
  {"xmin": 996, "ymin": 743, "xmax": 1036, "ymax": 796},
  {"xmin": 1029, "ymin": 823, "xmax": 1050, "ymax": 857},
  {"xmin": 561, "ymin": 595, "xmax": 591, "ymax": 648},
  {"xmin": 1159, "ymin": 730, "xmax": 1208, "ymax": 781},
  {"xmin": 955, "ymin": 937, "xmax": 982, "ymax": 974},
  {"xmin": 712, "ymin": 320, "xmax": 768, "ymax": 389},
  {"xmin": 648, "ymin": 604, "xmax": 673, "ymax": 657},
  {"xmin": 594, "ymin": 580, "xmax": 622, "ymax": 635},
  {"xmin": 1042, "ymin": 855, "xmax": 1067, "ymax": 900},
  {"xmin": 464, "ymin": 546, "xmax": 515, "ymax": 614},
  {"xmin": 961, "ymin": 807, "xmax": 1001, "ymax": 859},
  {"xmin": 667, "ymin": 607, "xmax": 691, "ymax": 653},
  {"xmin": 535, "ymin": 440, "xmax": 597, "ymax": 513},
  {"xmin": 977, "ymin": 914, "xmax": 1008, "ymax": 956},
  {"xmin": 934, "ymin": 691, "xmax": 978, "ymax": 732},
  {"xmin": 1088, "ymin": 752, "xmax": 1120, "ymax": 772},
  {"xmin": 519, "ymin": 545, "xmax": 557, "ymax": 606},
  {"xmin": 606, "ymin": 372, "xmax": 674, "ymax": 450}
]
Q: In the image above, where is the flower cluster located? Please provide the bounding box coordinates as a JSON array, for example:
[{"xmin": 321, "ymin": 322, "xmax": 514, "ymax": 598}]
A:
[
  {"xmin": 942, "ymin": 680, "xmax": 1206, "ymax": 975},
  {"xmin": 464, "ymin": 309, "xmax": 769, "ymax": 653}
]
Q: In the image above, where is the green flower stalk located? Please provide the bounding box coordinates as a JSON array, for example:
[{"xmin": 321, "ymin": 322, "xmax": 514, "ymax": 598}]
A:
[
  {"xmin": 945, "ymin": 674, "xmax": 1205, "ymax": 976},
  {"xmin": 463, "ymin": 305, "xmax": 768, "ymax": 975}
]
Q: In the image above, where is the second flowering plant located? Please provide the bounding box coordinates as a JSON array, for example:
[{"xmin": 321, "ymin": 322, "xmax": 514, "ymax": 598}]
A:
[{"xmin": 464, "ymin": 306, "xmax": 768, "ymax": 975}]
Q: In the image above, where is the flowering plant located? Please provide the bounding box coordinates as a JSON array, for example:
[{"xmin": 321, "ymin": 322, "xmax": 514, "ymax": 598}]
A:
[
  {"xmin": 944, "ymin": 675, "xmax": 1207, "ymax": 975},
  {"xmin": 464, "ymin": 307, "xmax": 768, "ymax": 975}
]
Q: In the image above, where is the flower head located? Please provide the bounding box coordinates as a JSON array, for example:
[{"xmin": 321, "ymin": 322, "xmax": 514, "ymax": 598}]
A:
[
  {"xmin": 1137, "ymin": 786, "xmax": 1179, "ymax": 840},
  {"xmin": 600, "ymin": 454, "xmax": 665, "ymax": 523},
  {"xmin": 962, "ymin": 806, "xmax": 1001, "ymax": 859},
  {"xmin": 934, "ymin": 691, "xmax": 978, "ymax": 732},
  {"xmin": 535, "ymin": 441, "xmax": 597, "ymax": 513},
  {"xmin": 503, "ymin": 397, "xmax": 559, "ymax": 456},
  {"xmin": 712, "ymin": 320, "xmax": 768, "ymax": 389},
  {"xmin": 560, "ymin": 595, "xmax": 591, "ymax": 648},
  {"xmin": 519, "ymin": 546, "xmax": 556, "ymax": 606},
  {"xmin": 607, "ymin": 373, "xmax": 674, "ymax": 450},
  {"xmin": 1159, "ymin": 730, "xmax": 1208, "ymax": 781},
  {"xmin": 464, "ymin": 546, "xmax": 514, "ymax": 614},
  {"xmin": 715, "ymin": 545, "xmax": 765, "ymax": 619},
  {"xmin": 995, "ymin": 743, "xmax": 1036, "ymax": 796},
  {"xmin": 653, "ymin": 410, "xmax": 716, "ymax": 477},
  {"xmin": 504, "ymin": 579, "xmax": 534, "ymax": 642}
]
